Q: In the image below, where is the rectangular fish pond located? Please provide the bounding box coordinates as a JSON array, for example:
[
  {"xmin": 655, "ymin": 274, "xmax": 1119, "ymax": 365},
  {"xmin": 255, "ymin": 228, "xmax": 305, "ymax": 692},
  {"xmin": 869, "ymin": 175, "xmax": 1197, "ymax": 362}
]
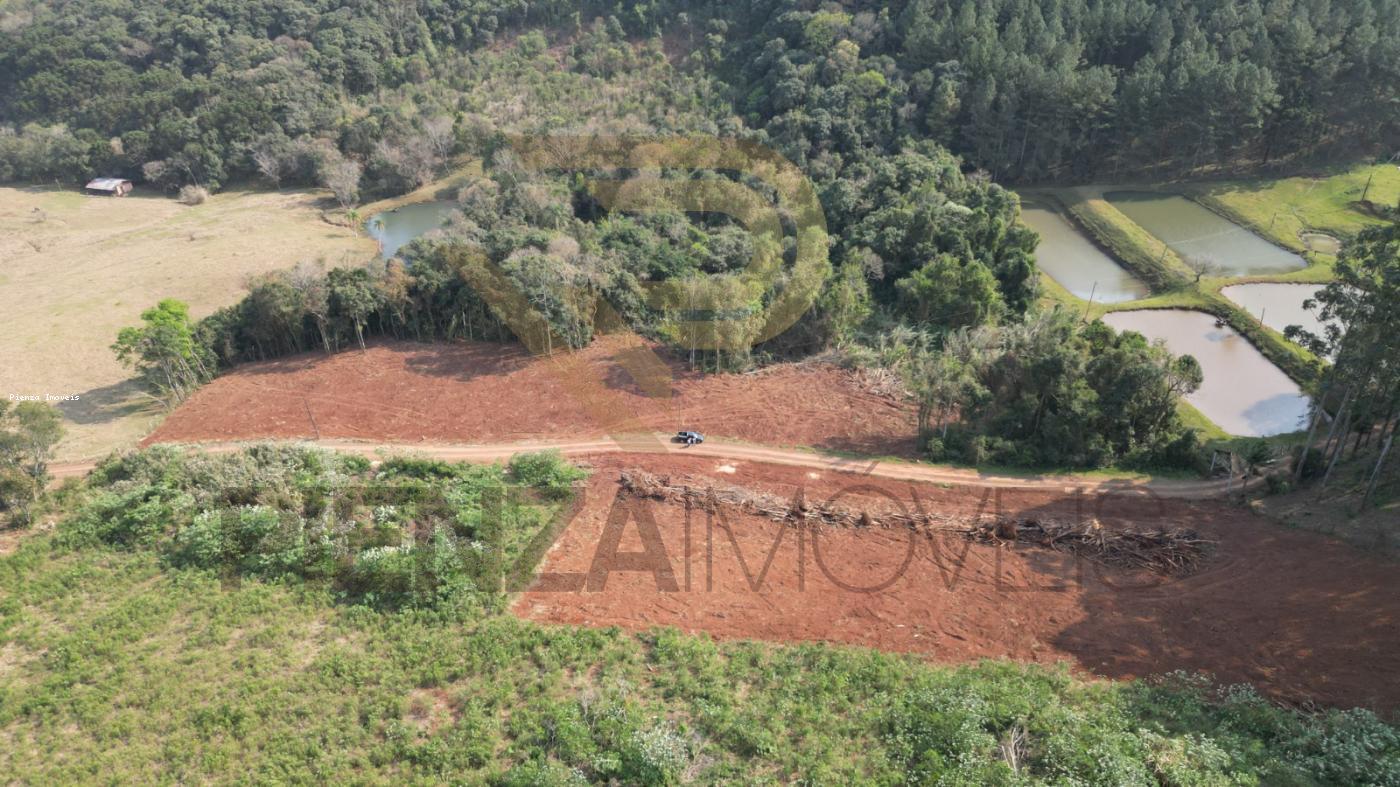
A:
[
  {"xmin": 1105, "ymin": 191, "xmax": 1306, "ymax": 276},
  {"xmin": 1102, "ymin": 309, "xmax": 1310, "ymax": 437},
  {"xmin": 1220, "ymin": 283, "xmax": 1332, "ymax": 344},
  {"xmin": 1020, "ymin": 205, "xmax": 1149, "ymax": 303}
]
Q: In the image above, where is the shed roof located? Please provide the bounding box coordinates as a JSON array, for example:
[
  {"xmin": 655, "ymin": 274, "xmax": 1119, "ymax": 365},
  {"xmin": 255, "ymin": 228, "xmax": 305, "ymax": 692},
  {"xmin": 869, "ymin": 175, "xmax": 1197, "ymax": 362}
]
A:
[{"xmin": 85, "ymin": 178, "xmax": 131, "ymax": 191}]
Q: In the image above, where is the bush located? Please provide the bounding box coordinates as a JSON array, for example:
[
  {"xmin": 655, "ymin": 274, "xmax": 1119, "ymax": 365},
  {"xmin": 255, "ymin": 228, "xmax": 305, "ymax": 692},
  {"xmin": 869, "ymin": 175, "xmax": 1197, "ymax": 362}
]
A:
[
  {"xmin": 178, "ymin": 185, "xmax": 209, "ymax": 205},
  {"xmin": 621, "ymin": 725, "xmax": 690, "ymax": 785},
  {"xmin": 57, "ymin": 446, "xmax": 584, "ymax": 610},
  {"xmin": 351, "ymin": 544, "xmax": 418, "ymax": 598},
  {"xmin": 508, "ymin": 451, "xmax": 588, "ymax": 500}
]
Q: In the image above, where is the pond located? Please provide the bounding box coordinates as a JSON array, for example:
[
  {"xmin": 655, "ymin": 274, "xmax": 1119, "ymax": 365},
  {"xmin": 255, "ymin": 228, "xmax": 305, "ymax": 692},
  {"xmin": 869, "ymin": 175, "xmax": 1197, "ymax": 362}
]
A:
[
  {"xmin": 1220, "ymin": 283, "xmax": 1331, "ymax": 344},
  {"xmin": 1299, "ymin": 232, "xmax": 1341, "ymax": 255},
  {"xmin": 1105, "ymin": 191, "xmax": 1306, "ymax": 276},
  {"xmin": 1102, "ymin": 309, "xmax": 1310, "ymax": 437},
  {"xmin": 366, "ymin": 200, "xmax": 459, "ymax": 259},
  {"xmin": 1021, "ymin": 205, "xmax": 1149, "ymax": 303}
]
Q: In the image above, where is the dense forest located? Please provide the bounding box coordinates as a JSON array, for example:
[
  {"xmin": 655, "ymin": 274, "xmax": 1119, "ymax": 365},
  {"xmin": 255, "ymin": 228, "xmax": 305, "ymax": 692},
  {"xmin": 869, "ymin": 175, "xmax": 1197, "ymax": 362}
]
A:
[
  {"xmin": 7, "ymin": 0, "xmax": 1393, "ymax": 468},
  {"xmin": 3, "ymin": 0, "xmax": 1398, "ymax": 185}
]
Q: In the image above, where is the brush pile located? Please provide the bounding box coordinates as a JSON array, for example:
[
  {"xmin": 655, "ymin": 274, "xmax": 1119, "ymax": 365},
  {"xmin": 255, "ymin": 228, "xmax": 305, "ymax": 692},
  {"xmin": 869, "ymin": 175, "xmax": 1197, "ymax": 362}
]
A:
[{"xmin": 618, "ymin": 470, "xmax": 1213, "ymax": 575}]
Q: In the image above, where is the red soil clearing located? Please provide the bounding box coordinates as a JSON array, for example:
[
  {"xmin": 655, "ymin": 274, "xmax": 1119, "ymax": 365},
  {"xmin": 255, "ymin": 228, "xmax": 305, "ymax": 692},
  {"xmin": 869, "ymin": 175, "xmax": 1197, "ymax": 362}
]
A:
[
  {"xmin": 147, "ymin": 336, "xmax": 1400, "ymax": 710},
  {"xmin": 148, "ymin": 336, "xmax": 916, "ymax": 455},
  {"xmin": 516, "ymin": 453, "xmax": 1400, "ymax": 712}
]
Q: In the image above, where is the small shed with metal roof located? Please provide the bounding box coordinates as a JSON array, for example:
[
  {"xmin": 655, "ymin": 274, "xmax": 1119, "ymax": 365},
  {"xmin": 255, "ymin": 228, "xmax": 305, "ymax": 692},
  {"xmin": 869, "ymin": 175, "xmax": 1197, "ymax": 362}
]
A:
[{"xmin": 84, "ymin": 178, "xmax": 133, "ymax": 196}]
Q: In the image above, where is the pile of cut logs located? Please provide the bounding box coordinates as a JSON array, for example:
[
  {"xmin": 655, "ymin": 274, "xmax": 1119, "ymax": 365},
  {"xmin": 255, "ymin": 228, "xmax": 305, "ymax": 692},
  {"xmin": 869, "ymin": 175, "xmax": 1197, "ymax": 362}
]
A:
[{"xmin": 618, "ymin": 470, "xmax": 1213, "ymax": 575}]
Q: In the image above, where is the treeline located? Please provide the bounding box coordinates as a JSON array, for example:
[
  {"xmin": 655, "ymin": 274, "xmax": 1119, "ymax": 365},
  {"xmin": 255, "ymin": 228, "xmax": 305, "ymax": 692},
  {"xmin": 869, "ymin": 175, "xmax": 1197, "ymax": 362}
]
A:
[
  {"xmin": 716, "ymin": 0, "xmax": 1400, "ymax": 181},
  {"xmin": 4, "ymin": 0, "xmax": 1397, "ymax": 190},
  {"xmin": 1292, "ymin": 223, "xmax": 1400, "ymax": 505},
  {"xmin": 851, "ymin": 310, "xmax": 1204, "ymax": 469},
  {"xmin": 114, "ymin": 143, "xmax": 1034, "ymax": 386},
  {"xmin": 0, "ymin": 0, "xmax": 694, "ymax": 189}
]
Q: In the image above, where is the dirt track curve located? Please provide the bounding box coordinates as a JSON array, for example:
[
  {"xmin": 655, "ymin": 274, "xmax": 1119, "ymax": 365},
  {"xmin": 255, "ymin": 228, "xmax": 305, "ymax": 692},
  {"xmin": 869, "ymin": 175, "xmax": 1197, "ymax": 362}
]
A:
[{"xmin": 49, "ymin": 433, "xmax": 1246, "ymax": 498}]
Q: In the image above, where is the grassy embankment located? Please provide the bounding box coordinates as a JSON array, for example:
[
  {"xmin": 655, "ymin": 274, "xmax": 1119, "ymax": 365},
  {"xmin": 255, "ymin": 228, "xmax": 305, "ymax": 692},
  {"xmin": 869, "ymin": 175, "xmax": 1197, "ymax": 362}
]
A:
[
  {"xmin": 2, "ymin": 445, "xmax": 1396, "ymax": 784},
  {"xmin": 357, "ymin": 158, "xmax": 484, "ymax": 217},
  {"xmin": 1183, "ymin": 163, "xmax": 1400, "ymax": 256},
  {"xmin": 0, "ymin": 185, "xmax": 374, "ymax": 461}
]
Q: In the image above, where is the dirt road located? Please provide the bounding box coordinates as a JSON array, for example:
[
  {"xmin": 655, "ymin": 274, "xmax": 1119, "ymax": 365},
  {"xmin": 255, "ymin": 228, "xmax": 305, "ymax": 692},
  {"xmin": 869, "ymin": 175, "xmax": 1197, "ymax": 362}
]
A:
[{"xmin": 50, "ymin": 433, "xmax": 1243, "ymax": 497}]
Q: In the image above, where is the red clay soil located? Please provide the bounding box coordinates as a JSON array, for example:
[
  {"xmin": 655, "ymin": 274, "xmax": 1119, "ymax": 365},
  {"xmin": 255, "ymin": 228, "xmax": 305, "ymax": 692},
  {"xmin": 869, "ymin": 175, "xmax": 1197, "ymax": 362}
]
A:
[
  {"xmin": 515, "ymin": 453, "xmax": 1400, "ymax": 712},
  {"xmin": 147, "ymin": 336, "xmax": 916, "ymax": 456}
]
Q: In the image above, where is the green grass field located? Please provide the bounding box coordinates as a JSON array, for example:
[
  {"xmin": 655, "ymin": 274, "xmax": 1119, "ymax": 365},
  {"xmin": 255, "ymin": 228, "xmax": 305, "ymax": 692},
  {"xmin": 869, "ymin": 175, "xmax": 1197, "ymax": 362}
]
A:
[
  {"xmin": 2, "ymin": 446, "xmax": 1396, "ymax": 784},
  {"xmin": 1185, "ymin": 163, "xmax": 1400, "ymax": 250}
]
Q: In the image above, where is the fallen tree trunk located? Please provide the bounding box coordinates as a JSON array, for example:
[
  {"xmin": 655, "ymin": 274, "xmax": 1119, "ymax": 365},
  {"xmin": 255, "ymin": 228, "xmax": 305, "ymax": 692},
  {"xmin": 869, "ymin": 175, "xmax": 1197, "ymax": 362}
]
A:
[{"xmin": 618, "ymin": 470, "xmax": 1214, "ymax": 576}]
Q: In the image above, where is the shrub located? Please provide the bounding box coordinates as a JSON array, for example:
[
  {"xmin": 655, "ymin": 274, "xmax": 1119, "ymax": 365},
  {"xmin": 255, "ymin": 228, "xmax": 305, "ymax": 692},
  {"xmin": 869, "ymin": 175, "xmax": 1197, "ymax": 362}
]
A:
[
  {"xmin": 171, "ymin": 509, "xmax": 228, "ymax": 568},
  {"xmin": 57, "ymin": 446, "xmax": 583, "ymax": 610},
  {"xmin": 178, "ymin": 185, "xmax": 209, "ymax": 205},
  {"xmin": 351, "ymin": 544, "xmax": 418, "ymax": 598},
  {"xmin": 508, "ymin": 451, "xmax": 588, "ymax": 499},
  {"xmin": 621, "ymin": 724, "xmax": 690, "ymax": 785}
]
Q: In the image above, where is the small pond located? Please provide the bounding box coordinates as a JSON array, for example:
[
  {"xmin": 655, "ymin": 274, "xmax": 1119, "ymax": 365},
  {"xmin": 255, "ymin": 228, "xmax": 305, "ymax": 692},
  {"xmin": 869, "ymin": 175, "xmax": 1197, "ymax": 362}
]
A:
[
  {"xmin": 1299, "ymin": 232, "xmax": 1341, "ymax": 255},
  {"xmin": 366, "ymin": 200, "xmax": 459, "ymax": 259},
  {"xmin": 1021, "ymin": 205, "xmax": 1149, "ymax": 303},
  {"xmin": 1220, "ymin": 283, "xmax": 1331, "ymax": 344},
  {"xmin": 1105, "ymin": 191, "xmax": 1306, "ymax": 276},
  {"xmin": 1102, "ymin": 309, "xmax": 1310, "ymax": 437}
]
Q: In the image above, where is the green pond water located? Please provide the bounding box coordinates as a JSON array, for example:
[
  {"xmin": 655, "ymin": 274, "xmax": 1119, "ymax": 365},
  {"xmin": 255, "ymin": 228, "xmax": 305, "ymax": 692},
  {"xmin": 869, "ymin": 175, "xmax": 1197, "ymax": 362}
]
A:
[
  {"xmin": 366, "ymin": 200, "xmax": 458, "ymax": 259},
  {"xmin": 1103, "ymin": 309, "xmax": 1310, "ymax": 437},
  {"xmin": 1020, "ymin": 206, "xmax": 1148, "ymax": 303},
  {"xmin": 1105, "ymin": 191, "xmax": 1306, "ymax": 275}
]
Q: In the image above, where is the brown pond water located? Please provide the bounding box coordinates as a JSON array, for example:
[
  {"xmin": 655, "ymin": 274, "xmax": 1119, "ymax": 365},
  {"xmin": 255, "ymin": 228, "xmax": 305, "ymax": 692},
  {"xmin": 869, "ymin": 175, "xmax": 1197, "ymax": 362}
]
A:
[
  {"xmin": 1220, "ymin": 283, "xmax": 1331, "ymax": 343},
  {"xmin": 1021, "ymin": 206, "xmax": 1149, "ymax": 303},
  {"xmin": 1102, "ymin": 309, "xmax": 1310, "ymax": 437}
]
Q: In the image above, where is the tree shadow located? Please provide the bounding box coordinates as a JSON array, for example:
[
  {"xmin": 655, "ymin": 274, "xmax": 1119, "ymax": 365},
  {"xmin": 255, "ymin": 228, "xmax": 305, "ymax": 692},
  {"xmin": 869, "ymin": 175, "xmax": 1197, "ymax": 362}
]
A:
[
  {"xmin": 1017, "ymin": 491, "xmax": 1400, "ymax": 712},
  {"xmin": 57, "ymin": 379, "xmax": 155, "ymax": 425},
  {"xmin": 812, "ymin": 434, "xmax": 921, "ymax": 458},
  {"xmin": 597, "ymin": 345, "xmax": 680, "ymax": 401},
  {"xmin": 399, "ymin": 339, "xmax": 533, "ymax": 381}
]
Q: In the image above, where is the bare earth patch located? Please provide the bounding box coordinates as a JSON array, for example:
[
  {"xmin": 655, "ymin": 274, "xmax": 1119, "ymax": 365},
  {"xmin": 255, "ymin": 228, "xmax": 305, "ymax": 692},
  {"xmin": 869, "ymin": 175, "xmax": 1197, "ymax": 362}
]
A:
[
  {"xmin": 516, "ymin": 453, "xmax": 1400, "ymax": 712},
  {"xmin": 148, "ymin": 335, "xmax": 918, "ymax": 457}
]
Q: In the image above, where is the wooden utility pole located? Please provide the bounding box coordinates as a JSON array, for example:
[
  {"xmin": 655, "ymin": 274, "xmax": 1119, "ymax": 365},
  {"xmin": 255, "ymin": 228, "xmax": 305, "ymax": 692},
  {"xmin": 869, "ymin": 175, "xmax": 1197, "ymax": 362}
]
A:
[{"xmin": 1363, "ymin": 432, "xmax": 1393, "ymax": 508}]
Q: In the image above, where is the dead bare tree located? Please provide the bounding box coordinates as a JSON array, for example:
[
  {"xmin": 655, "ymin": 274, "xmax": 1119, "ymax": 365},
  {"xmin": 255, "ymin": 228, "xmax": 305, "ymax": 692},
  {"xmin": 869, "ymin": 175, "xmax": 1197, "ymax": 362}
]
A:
[
  {"xmin": 320, "ymin": 156, "xmax": 362, "ymax": 209},
  {"xmin": 422, "ymin": 116, "xmax": 456, "ymax": 162},
  {"xmin": 253, "ymin": 142, "xmax": 283, "ymax": 186}
]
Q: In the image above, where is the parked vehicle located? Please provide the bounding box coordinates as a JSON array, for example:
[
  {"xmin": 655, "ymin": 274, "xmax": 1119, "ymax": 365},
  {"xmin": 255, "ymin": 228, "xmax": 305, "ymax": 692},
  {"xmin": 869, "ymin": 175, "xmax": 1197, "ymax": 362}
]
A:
[{"xmin": 674, "ymin": 430, "xmax": 705, "ymax": 446}]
